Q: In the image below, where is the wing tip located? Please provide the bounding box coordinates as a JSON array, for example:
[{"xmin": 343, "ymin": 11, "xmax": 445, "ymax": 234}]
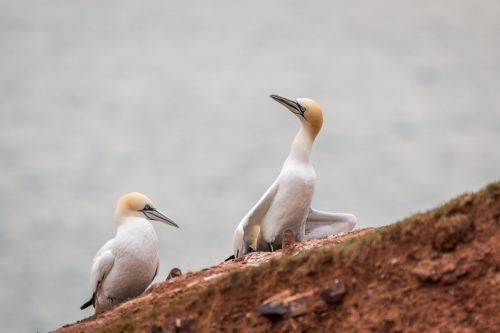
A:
[
  {"xmin": 80, "ymin": 292, "xmax": 96, "ymax": 310},
  {"xmin": 80, "ymin": 299, "xmax": 93, "ymax": 310}
]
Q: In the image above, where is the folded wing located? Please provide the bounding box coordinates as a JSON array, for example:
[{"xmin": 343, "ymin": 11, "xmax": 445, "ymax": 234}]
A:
[{"xmin": 88, "ymin": 240, "xmax": 115, "ymax": 305}]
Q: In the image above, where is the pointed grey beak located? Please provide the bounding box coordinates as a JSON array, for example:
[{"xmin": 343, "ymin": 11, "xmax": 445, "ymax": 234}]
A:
[
  {"xmin": 270, "ymin": 94, "xmax": 305, "ymax": 118},
  {"xmin": 142, "ymin": 208, "xmax": 179, "ymax": 228}
]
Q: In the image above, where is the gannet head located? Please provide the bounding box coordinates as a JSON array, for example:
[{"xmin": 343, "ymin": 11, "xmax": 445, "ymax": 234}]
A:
[
  {"xmin": 270, "ymin": 94, "xmax": 324, "ymax": 139},
  {"xmin": 114, "ymin": 192, "xmax": 179, "ymax": 228}
]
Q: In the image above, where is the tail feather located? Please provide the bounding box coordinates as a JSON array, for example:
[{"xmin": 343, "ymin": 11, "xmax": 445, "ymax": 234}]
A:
[
  {"xmin": 80, "ymin": 293, "xmax": 95, "ymax": 310},
  {"xmin": 224, "ymin": 254, "xmax": 235, "ymax": 262},
  {"xmin": 80, "ymin": 299, "xmax": 92, "ymax": 310}
]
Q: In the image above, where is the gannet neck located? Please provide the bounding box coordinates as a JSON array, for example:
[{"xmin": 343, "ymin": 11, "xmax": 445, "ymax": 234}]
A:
[
  {"xmin": 303, "ymin": 118, "xmax": 321, "ymax": 140},
  {"xmin": 288, "ymin": 126, "xmax": 314, "ymax": 163},
  {"xmin": 116, "ymin": 216, "xmax": 150, "ymax": 230}
]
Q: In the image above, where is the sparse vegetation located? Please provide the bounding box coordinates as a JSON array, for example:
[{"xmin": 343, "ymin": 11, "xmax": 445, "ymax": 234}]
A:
[
  {"xmin": 56, "ymin": 181, "xmax": 500, "ymax": 333},
  {"xmin": 433, "ymin": 214, "xmax": 473, "ymax": 251}
]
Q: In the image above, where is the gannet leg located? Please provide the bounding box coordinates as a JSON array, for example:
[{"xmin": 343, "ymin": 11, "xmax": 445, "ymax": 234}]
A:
[{"xmin": 268, "ymin": 243, "xmax": 274, "ymax": 252}]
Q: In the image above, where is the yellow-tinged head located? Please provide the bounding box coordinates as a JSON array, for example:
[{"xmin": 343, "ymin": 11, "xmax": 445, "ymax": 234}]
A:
[
  {"xmin": 114, "ymin": 192, "xmax": 178, "ymax": 228},
  {"xmin": 270, "ymin": 95, "xmax": 324, "ymax": 139}
]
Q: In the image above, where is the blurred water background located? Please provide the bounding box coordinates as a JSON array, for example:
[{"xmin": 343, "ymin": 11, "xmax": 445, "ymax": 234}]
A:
[{"xmin": 1, "ymin": 0, "xmax": 499, "ymax": 331}]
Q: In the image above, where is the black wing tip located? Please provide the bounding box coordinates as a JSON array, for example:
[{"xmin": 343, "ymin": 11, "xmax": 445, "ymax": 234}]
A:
[
  {"xmin": 80, "ymin": 299, "xmax": 93, "ymax": 310},
  {"xmin": 80, "ymin": 293, "xmax": 95, "ymax": 310},
  {"xmin": 224, "ymin": 254, "xmax": 235, "ymax": 262}
]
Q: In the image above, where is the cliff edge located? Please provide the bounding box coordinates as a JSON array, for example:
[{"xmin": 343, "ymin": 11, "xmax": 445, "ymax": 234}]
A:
[{"xmin": 56, "ymin": 181, "xmax": 500, "ymax": 333}]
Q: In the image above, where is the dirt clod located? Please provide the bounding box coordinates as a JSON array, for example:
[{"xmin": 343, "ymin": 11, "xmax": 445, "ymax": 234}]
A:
[
  {"xmin": 166, "ymin": 268, "xmax": 182, "ymax": 280},
  {"xmin": 320, "ymin": 279, "xmax": 347, "ymax": 305},
  {"xmin": 259, "ymin": 290, "xmax": 314, "ymax": 319},
  {"xmin": 281, "ymin": 229, "xmax": 295, "ymax": 252},
  {"xmin": 163, "ymin": 316, "xmax": 196, "ymax": 333}
]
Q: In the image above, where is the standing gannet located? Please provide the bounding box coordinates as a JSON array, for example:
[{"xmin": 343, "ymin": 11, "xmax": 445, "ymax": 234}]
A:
[
  {"xmin": 232, "ymin": 95, "xmax": 357, "ymax": 258},
  {"xmin": 80, "ymin": 192, "xmax": 178, "ymax": 314}
]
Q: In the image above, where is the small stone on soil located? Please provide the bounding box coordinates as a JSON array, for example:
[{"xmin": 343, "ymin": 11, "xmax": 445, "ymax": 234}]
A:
[
  {"xmin": 167, "ymin": 316, "xmax": 196, "ymax": 332},
  {"xmin": 259, "ymin": 290, "xmax": 314, "ymax": 319},
  {"xmin": 320, "ymin": 279, "xmax": 347, "ymax": 305},
  {"xmin": 282, "ymin": 229, "xmax": 295, "ymax": 251},
  {"xmin": 166, "ymin": 267, "xmax": 182, "ymax": 280}
]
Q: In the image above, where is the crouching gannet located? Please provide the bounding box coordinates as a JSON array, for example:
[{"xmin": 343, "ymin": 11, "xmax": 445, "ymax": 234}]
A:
[
  {"xmin": 232, "ymin": 95, "xmax": 357, "ymax": 258},
  {"xmin": 80, "ymin": 192, "xmax": 178, "ymax": 314}
]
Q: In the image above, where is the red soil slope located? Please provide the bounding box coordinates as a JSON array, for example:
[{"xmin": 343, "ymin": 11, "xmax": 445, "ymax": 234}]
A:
[{"xmin": 56, "ymin": 181, "xmax": 500, "ymax": 333}]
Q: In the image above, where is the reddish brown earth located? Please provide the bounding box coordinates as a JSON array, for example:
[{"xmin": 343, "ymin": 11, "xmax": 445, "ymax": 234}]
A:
[{"xmin": 56, "ymin": 182, "xmax": 500, "ymax": 333}]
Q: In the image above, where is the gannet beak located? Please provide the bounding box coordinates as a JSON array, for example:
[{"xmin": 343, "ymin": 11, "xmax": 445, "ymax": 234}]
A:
[
  {"xmin": 270, "ymin": 94, "xmax": 305, "ymax": 118},
  {"xmin": 141, "ymin": 208, "xmax": 179, "ymax": 228}
]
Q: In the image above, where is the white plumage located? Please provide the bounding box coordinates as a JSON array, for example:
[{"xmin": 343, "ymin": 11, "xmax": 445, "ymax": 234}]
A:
[
  {"xmin": 81, "ymin": 192, "xmax": 178, "ymax": 314},
  {"xmin": 233, "ymin": 95, "xmax": 357, "ymax": 257}
]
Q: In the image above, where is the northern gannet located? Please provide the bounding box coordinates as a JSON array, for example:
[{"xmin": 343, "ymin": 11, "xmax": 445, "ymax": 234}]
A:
[
  {"xmin": 232, "ymin": 95, "xmax": 357, "ymax": 258},
  {"xmin": 80, "ymin": 192, "xmax": 178, "ymax": 314}
]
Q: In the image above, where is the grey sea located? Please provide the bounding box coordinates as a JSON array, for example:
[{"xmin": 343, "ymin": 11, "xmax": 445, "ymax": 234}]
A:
[{"xmin": 1, "ymin": 0, "xmax": 499, "ymax": 331}]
